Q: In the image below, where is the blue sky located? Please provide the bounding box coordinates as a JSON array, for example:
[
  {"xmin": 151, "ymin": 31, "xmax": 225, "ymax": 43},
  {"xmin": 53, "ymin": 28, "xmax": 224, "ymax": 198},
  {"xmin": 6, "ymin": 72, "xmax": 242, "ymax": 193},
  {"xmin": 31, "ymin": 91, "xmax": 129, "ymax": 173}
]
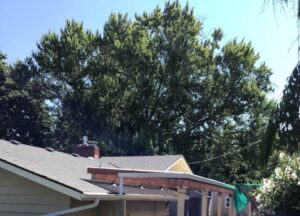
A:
[{"xmin": 0, "ymin": 0, "xmax": 298, "ymax": 98}]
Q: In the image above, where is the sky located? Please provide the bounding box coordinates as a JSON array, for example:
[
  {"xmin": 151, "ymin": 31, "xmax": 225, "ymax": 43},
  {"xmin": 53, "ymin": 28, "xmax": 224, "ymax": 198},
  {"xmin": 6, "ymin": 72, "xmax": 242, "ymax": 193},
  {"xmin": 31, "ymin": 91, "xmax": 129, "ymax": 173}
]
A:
[{"xmin": 0, "ymin": 0, "xmax": 298, "ymax": 98}]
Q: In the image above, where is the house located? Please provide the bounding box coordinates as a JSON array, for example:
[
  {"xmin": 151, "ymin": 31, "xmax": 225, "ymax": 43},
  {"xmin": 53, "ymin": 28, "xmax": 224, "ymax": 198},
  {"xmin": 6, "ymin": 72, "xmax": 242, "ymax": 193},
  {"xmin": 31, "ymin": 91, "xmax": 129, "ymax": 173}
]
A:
[{"xmin": 0, "ymin": 139, "xmax": 238, "ymax": 216}]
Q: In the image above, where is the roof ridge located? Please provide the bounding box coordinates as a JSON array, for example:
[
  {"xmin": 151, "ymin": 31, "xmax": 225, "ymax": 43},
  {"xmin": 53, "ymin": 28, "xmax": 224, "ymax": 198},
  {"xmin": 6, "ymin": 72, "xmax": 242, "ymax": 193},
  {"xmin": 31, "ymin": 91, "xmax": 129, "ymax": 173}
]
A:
[
  {"xmin": 101, "ymin": 154, "xmax": 183, "ymax": 158},
  {"xmin": 0, "ymin": 139, "xmax": 100, "ymax": 161}
]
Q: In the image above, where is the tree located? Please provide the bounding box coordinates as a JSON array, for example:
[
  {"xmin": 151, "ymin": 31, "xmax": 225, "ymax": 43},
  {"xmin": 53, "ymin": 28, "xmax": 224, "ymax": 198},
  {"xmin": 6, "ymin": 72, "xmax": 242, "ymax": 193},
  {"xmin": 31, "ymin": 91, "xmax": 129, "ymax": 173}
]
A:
[
  {"xmin": 32, "ymin": 1, "xmax": 274, "ymax": 182},
  {"xmin": 0, "ymin": 52, "xmax": 52, "ymax": 146},
  {"xmin": 261, "ymin": 64, "xmax": 300, "ymax": 164},
  {"xmin": 259, "ymin": 1, "xmax": 300, "ymax": 164},
  {"xmin": 33, "ymin": 20, "xmax": 100, "ymax": 151},
  {"xmin": 273, "ymin": 0, "xmax": 300, "ymax": 18}
]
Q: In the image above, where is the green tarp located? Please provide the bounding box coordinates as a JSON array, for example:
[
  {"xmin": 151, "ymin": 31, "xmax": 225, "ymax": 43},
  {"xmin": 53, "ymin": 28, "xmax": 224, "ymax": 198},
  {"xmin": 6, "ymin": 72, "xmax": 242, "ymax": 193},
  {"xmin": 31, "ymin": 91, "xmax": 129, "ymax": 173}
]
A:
[{"xmin": 234, "ymin": 184, "xmax": 261, "ymax": 213}]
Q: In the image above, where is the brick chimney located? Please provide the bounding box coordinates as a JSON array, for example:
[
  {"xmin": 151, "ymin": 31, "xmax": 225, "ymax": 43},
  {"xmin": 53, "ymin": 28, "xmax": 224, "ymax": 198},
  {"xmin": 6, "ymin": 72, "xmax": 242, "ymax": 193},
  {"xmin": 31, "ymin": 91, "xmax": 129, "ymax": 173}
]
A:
[
  {"xmin": 73, "ymin": 137, "xmax": 100, "ymax": 158},
  {"xmin": 73, "ymin": 137, "xmax": 100, "ymax": 159},
  {"xmin": 73, "ymin": 144, "xmax": 100, "ymax": 159}
]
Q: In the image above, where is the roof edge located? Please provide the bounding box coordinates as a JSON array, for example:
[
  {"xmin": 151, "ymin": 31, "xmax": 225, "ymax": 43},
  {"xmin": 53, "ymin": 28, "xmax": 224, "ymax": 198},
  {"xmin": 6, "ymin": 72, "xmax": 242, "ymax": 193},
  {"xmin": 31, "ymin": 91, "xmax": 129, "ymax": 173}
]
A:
[
  {"xmin": 0, "ymin": 159, "xmax": 84, "ymax": 200},
  {"xmin": 83, "ymin": 193, "xmax": 180, "ymax": 201},
  {"xmin": 87, "ymin": 166, "xmax": 191, "ymax": 175}
]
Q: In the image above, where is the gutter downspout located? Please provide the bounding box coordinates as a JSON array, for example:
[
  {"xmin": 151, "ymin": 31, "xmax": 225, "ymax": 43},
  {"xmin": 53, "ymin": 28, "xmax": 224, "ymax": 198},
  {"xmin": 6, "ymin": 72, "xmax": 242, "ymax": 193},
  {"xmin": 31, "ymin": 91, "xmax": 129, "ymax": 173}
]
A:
[{"xmin": 43, "ymin": 199, "xmax": 100, "ymax": 216}]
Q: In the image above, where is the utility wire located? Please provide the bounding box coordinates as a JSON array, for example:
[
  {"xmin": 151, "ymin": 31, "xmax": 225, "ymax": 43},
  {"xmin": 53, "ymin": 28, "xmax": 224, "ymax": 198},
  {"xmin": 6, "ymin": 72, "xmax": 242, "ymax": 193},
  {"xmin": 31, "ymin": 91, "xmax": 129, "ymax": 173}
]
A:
[{"xmin": 188, "ymin": 140, "xmax": 260, "ymax": 165}]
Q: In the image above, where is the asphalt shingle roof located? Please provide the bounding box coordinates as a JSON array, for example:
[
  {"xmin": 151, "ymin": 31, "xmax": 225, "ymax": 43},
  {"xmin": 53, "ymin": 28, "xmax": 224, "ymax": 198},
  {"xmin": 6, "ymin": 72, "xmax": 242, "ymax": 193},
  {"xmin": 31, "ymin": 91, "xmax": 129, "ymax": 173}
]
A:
[
  {"xmin": 0, "ymin": 139, "xmax": 182, "ymax": 196},
  {"xmin": 98, "ymin": 155, "xmax": 182, "ymax": 171}
]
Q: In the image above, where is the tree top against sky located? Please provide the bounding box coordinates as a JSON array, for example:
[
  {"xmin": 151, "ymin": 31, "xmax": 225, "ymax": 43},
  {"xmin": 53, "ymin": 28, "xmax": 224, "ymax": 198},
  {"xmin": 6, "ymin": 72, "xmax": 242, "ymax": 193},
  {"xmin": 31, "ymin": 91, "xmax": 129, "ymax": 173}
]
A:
[{"xmin": 0, "ymin": 0, "xmax": 298, "ymax": 98}]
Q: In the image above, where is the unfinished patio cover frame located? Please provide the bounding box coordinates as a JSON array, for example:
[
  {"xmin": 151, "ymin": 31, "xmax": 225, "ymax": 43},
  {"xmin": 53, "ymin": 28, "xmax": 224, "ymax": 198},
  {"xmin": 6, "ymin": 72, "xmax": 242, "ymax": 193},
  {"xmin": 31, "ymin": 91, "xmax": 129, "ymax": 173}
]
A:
[
  {"xmin": 88, "ymin": 167, "xmax": 235, "ymax": 194},
  {"xmin": 88, "ymin": 167, "xmax": 236, "ymax": 216}
]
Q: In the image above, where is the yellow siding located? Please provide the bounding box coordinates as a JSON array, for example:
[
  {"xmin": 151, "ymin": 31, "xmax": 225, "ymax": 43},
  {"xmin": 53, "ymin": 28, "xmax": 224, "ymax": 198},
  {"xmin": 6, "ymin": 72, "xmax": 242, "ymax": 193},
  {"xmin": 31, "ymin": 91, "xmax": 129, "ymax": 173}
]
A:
[
  {"xmin": 0, "ymin": 168, "xmax": 70, "ymax": 216},
  {"xmin": 168, "ymin": 158, "xmax": 193, "ymax": 173}
]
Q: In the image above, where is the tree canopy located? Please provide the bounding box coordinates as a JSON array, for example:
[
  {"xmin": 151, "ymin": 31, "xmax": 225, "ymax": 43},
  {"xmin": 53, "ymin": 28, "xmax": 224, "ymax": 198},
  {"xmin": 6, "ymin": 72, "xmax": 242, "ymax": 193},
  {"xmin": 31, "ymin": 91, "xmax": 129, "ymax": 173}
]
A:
[
  {"xmin": 0, "ymin": 53, "xmax": 52, "ymax": 146},
  {"xmin": 0, "ymin": 1, "xmax": 275, "ymax": 183}
]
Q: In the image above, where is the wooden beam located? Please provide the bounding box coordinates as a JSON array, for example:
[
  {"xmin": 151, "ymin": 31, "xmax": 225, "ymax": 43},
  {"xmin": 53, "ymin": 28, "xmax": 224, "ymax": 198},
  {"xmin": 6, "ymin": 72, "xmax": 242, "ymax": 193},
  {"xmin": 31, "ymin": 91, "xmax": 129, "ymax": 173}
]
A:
[{"xmin": 91, "ymin": 173, "xmax": 234, "ymax": 194}]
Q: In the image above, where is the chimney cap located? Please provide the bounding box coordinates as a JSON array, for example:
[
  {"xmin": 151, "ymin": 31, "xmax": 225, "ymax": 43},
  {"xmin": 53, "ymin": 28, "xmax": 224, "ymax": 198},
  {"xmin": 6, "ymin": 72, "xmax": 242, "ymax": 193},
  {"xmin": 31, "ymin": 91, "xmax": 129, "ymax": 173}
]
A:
[{"xmin": 82, "ymin": 136, "xmax": 88, "ymax": 145}]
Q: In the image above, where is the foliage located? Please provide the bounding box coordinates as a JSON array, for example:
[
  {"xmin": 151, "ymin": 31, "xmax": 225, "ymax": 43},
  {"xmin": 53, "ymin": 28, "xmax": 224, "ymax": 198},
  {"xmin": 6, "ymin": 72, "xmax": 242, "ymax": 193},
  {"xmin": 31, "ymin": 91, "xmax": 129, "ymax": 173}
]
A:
[
  {"xmin": 260, "ymin": 64, "xmax": 300, "ymax": 164},
  {"xmin": 256, "ymin": 152, "xmax": 300, "ymax": 215},
  {"xmin": 0, "ymin": 52, "xmax": 52, "ymax": 146},
  {"xmin": 279, "ymin": 0, "xmax": 300, "ymax": 17},
  {"xmin": 259, "ymin": 0, "xmax": 300, "ymax": 164},
  {"xmin": 1, "ymin": 1, "xmax": 275, "ymax": 183}
]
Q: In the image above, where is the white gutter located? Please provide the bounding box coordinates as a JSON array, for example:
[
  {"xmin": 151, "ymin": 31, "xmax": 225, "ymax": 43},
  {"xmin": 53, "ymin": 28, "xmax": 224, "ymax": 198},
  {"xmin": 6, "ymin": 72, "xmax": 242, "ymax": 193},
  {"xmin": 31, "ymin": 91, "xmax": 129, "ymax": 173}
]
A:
[{"xmin": 43, "ymin": 199, "xmax": 100, "ymax": 216}]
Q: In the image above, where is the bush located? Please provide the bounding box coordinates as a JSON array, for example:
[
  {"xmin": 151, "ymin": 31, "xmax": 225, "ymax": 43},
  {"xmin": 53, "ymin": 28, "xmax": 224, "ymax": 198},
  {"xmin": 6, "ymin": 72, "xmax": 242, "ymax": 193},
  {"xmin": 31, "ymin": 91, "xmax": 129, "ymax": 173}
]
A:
[{"xmin": 256, "ymin": 153, "xmax": 300, "ymax": 215}]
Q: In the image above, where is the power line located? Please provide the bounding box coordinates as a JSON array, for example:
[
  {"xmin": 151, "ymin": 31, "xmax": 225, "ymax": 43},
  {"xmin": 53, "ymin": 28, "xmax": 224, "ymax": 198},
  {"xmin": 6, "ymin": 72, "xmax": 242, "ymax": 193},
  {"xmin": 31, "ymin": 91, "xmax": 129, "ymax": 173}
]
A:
[{"xmin": 188, "ymin": 140, "xmax": 260, "ymax": 165}]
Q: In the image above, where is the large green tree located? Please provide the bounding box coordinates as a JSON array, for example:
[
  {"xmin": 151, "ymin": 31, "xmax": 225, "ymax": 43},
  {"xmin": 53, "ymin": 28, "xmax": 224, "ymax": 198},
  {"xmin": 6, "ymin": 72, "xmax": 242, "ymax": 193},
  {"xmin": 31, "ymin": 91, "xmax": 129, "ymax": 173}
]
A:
[{"xmin": 30, "ymin": 1, "xmax": 274, "ymax": 182}]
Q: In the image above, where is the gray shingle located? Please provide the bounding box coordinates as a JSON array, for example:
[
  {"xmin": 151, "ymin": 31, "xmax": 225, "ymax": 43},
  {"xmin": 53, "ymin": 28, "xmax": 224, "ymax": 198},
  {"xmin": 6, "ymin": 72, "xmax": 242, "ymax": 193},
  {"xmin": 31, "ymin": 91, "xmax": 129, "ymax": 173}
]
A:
[
  {"xmin": 0, "ymin": 139, "xmax": 183, "ymax": 196},
  {"xmin": 99, "ymin": 155, "xmax": 182, "ymax": 171},
  {"xmin": 0, "ymin": 139, "xmax": 107, "ymax": 195}
]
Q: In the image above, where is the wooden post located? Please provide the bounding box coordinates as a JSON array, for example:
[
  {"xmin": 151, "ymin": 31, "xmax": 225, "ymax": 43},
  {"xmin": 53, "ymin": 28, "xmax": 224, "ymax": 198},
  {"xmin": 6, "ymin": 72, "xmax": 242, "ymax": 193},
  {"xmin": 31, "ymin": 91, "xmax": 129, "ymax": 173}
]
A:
[
  {"xmin": 229, "ymin": 194, "xmax": 233, "ymax": 216},
  {"xmin": 121, "ymin": 199, "xmax": 127, "ymax": 216},
  {"xmin": 248, "ymin": 201, "xmax": 252, "ymax": 216},
  {"xmin": 201, "ymin": 190, "xmax": 208, "ymax": 216},
  {"xmin": 208, "ymin": 192, "xmax": 213, "ymax": 216},
  {"xmin": 217, "ymin": 192, "xmax": 222, "ymax": 216},
  {"xmin": 177, "ymin": 187, "xmax": 187, "ymax": 216},
  {"xmin": 233, "ymin": 206, "xmax": 237, "ymax": 216}
]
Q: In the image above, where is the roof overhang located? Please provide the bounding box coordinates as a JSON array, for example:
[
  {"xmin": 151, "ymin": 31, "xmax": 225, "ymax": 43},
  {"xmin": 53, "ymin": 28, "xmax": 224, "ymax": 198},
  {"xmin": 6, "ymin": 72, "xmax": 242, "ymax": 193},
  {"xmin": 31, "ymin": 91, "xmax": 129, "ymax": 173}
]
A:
[
  {"xmin": 0, "ymin": 159, "xmax": 84, "ymax": 200},
  {"xmin": 0, "ymin": 159, "xmax": 180, "ymax": 201},
  {"xmin": 88, "ymin": 167, "xmax": 235, "ymax": 194}
]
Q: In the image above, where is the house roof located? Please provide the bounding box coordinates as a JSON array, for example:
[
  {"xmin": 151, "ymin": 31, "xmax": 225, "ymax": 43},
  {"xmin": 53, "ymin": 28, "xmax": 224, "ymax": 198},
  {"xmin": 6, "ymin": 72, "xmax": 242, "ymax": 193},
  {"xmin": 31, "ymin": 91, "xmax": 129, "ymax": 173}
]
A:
[
  {"xmin": 99, "ymin": 155, "xmax": 182, "ymax": 171},
  {"xmin": 0, "ymin": 139, "xmax": 183, "ymax": 200}
]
